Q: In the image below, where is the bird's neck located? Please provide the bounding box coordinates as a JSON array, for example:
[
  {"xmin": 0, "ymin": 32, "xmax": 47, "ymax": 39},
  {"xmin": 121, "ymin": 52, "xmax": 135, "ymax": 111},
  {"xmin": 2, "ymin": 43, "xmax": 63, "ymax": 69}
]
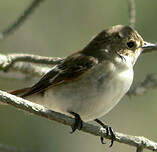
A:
[{"xmin": 114, "ymin": 55, "xmax": 134, "ymax": 70}]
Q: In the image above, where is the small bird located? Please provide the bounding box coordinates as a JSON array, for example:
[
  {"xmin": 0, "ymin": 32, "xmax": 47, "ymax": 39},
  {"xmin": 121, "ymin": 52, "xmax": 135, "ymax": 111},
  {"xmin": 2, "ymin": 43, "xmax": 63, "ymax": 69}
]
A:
[{"xmin": 9, "ymin": 25, "xmax": 156, "ymax": 146}]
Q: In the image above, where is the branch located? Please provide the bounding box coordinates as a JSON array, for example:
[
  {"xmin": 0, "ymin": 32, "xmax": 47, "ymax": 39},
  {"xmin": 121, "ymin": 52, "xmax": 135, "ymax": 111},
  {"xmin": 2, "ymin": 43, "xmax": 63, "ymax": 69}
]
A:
[
  {"xmin": 0, "ymin": 53, "xmax": 63, "ymax": 71},
  {"xmin": 128, "ymin": 0, "xmax": 136, "ymax": 28},
  {"xmin": 0, "ymin": 57, "xmax": 49, "ymax": 78},
  {"xmin": 0, "ymin": 0, "xmax": 44, "ymax": 40},
  {"xmin": 0, "ymin": 90, "xmax": 157, "ymax": 151},
  {"xmin": 0, "ymin": 53, "xmax": 63, "ymax": 80}
]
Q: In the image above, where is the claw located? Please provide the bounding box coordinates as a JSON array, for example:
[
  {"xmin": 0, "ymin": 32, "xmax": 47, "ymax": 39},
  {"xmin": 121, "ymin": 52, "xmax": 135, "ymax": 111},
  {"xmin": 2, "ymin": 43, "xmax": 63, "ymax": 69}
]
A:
[
  {"xmin": 109, "ymin": 127, "xmax": 116, "ymax": 147},
  {"xmin": 100, "ymin": 136, "xmax": 106, "ymax": 144},
  {"xmin": 69, "ymin": 111, "xmax": 83, "ymax": 133},
  {"xmin": 95, "ymin": 119, "xmax": 115, "ymax": 147}
]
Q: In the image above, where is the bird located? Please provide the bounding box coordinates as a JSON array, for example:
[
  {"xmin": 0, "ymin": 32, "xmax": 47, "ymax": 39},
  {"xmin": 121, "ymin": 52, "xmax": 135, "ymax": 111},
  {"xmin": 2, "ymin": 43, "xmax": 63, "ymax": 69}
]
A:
[{"xmin": 9, "ymin": 25, "xmax": 156, "ymax": 146}]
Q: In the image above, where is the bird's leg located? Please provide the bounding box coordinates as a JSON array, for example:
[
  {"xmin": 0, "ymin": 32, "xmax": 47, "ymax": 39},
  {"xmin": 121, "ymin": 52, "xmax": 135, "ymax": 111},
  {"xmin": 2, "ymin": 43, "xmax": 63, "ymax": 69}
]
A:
[
  {"xmin": 69, "ymin": 111, "xmax": 83, "ymax": 133},
  {"xmin": 95, "ymin": 119, "xmax": 116, "ymax": 147}
]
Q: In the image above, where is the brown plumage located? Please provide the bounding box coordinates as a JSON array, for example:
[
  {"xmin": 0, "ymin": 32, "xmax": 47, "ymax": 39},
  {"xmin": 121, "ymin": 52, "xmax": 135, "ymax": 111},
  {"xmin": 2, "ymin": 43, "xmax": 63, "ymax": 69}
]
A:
[{"xmin": 9, "ymin": 51, "xmax": 98, "ymax": 97}]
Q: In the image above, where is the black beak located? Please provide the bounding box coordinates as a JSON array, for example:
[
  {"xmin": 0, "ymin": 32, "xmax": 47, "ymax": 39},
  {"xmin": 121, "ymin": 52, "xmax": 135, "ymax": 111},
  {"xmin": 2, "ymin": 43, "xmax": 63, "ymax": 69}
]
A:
[{"xmin": 142, "ymin": 42, "xmax": 156, "ymax": 49}]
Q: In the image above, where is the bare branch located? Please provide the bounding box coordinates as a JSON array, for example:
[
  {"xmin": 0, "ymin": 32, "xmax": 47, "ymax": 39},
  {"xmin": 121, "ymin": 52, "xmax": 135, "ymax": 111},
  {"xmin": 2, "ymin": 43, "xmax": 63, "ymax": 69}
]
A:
[
  {"xmin": 0, "ymin": 54, "xmax": 50, "ymax": 77},
  {"xmin": 0, "ymin": 53, "xmax": 63, "ymax": 79},
  {"xmin": 128, "ymin": 0, "xmax": 136, "ymax": 28},
  {"xmin": 0, "ymin": 53, "xmax": 63, "ymax": 71},
  {"xmin": 0, "ymin": 0, "xmax": 44, "ymax": 40},
  {"xmin": 0, "ymin": 90, "xmax": 157, "ymax": 151}
]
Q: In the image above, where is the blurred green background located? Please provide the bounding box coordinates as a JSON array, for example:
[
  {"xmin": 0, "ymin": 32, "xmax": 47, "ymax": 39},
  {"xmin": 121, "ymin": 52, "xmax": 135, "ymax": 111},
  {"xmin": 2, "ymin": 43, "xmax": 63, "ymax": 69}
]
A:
[{"xmin": 0, "ymin": 0, "xmax": 157, "ymax": 152}]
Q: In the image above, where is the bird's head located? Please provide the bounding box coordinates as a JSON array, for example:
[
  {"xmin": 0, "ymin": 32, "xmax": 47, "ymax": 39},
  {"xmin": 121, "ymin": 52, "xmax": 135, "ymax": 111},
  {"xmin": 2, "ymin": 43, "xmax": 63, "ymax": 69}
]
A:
[{"xmin": 83, "ymin": 25, "xmax": 156, "ymax": 67}]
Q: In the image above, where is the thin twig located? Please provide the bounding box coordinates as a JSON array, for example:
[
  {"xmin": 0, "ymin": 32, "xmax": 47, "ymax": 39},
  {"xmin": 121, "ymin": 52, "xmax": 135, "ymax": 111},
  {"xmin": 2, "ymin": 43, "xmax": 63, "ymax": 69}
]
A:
[
  {"xmin": 128, "ymin": 0, "xmax": 136, "ymax": 28},
  {"xmin": 0, "ymin": 90, "xmax": 157, "ymax": 151},
  {"xmin": 0, "ymin": 53, "xmax": 63, "ymax": 71},
  {"xmin": 0, "ymin": 0, "xmax": 44, "ymax": 40},
  {"xmin": 0, "ymin": 54, "xmax": 51, "ymax": 77}
]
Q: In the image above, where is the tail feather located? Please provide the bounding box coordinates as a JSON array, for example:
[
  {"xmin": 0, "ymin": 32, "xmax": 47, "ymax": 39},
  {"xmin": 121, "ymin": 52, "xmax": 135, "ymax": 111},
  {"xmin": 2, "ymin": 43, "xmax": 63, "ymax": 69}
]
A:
[{"xmin": 8, "ymin": 87, "xmax": 31, "ymax": 97}]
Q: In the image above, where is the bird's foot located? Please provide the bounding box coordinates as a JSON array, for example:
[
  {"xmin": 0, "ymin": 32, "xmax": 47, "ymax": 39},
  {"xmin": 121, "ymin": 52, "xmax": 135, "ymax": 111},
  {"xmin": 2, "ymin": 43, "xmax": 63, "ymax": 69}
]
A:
[
  {"xmin": 95, "ymin": 119, "xmax": 116, "ymax": 147},
  {"xmin": 69, "ymin": 111, "xmax": 83, "ymax": 133}
]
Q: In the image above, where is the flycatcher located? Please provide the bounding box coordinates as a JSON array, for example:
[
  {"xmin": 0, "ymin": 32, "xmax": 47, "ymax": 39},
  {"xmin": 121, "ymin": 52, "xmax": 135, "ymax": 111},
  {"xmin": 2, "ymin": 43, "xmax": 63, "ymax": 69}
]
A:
[{"xmin": 9, "ymin": 25, "xmax": 156, "ymax": 146}]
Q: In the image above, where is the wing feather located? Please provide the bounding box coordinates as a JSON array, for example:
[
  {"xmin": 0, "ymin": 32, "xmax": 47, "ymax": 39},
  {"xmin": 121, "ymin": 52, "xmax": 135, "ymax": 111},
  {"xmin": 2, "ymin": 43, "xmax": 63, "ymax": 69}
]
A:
[{"xmin": 18, "ymin": 52, "xmax": 98, "ymax": 97}]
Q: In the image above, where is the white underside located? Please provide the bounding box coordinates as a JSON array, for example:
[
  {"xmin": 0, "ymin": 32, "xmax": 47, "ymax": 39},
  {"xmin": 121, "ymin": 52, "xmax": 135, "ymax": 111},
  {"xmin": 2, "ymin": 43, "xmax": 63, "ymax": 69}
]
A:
[{"xmin": 26, "ymin": 60, "xmax": 133, "ymax": 122}]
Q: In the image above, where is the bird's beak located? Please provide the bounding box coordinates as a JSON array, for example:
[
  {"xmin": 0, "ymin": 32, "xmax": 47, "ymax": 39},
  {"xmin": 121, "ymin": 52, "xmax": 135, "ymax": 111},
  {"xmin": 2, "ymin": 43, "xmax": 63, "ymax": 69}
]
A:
[
  {"xmin": 142, "ymin": 41, "xmax": 157, "ymax": 53},
  {"xmin": 142, "ymin": 42, "xmax": 156, "ymax": 49}
]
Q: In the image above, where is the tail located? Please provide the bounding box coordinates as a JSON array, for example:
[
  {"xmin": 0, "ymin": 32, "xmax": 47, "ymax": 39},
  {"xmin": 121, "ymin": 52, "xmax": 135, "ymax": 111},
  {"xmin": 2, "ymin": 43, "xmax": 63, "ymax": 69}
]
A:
[{"xmin": 8, "ymin": 87, "xmax": 31, "ymax": 97}]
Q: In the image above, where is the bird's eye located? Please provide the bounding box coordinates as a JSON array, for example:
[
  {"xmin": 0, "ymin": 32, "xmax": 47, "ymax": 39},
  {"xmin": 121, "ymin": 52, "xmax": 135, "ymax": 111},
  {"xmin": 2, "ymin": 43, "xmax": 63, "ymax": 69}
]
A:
[{"xmin": 126, "ymin": 41, "xmax": 135, "ymax": 49}]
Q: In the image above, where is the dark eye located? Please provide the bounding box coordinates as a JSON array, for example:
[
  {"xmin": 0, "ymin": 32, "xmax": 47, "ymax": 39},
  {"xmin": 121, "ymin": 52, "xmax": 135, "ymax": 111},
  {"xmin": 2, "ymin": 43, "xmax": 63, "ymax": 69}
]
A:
[{"xmin": 126, "ymin": 41, "xmax": 135, "ymax": 49}]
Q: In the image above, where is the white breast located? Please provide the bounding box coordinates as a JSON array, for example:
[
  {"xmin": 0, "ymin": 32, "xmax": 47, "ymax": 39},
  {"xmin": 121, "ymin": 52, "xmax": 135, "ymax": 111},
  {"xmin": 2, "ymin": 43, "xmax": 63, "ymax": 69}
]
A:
[
  {"xmin": 81, "ymin": 63, "xmax": 133, "ymax": 121},
  {"xmin": 26, "ymin": 61, "xmax": 134, "ymax": 122}
]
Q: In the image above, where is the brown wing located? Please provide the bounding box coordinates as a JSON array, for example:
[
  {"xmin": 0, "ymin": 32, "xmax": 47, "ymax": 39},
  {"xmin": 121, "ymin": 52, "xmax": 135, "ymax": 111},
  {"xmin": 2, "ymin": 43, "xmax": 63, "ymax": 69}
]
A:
[{"xmin": 10, "ymin": 51, "xmax": 98, "ymax": 98}]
